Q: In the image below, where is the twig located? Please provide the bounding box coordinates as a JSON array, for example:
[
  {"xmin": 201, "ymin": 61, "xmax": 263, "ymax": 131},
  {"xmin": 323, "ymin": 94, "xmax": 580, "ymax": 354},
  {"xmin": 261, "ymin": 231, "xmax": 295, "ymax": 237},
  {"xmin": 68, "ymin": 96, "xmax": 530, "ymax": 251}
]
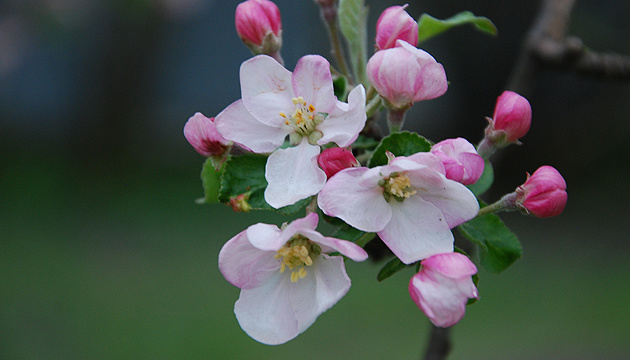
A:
[
  {"xmin": 423, "ymin": 325, "xmax": 452, "ymax": 360},
  {"xmin": 507, "ymin": 0, "xmax": 630, "ymax": 96}
]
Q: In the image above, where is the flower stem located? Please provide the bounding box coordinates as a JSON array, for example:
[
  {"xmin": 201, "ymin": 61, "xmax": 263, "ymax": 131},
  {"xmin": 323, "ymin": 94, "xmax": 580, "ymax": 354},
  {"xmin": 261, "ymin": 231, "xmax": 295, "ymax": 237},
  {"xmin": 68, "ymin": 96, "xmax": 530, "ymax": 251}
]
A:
[
  {"xmin": 423, "ymin": 324, "xmax": 451, "ymax": 360},
  {"xmin": 476, "ymin": 192, "xmax": 518, "ymax": 217},
  {"xmin": 387, "ymin": 108, "xmax": 407, "ymax": 133},
  {"xmin": 318, "ymin": 4, "xmax": 352, "ymax": 83},
  {"xmin": 476, "ymin": 137, "xmax": 496, "ymax": 160}
]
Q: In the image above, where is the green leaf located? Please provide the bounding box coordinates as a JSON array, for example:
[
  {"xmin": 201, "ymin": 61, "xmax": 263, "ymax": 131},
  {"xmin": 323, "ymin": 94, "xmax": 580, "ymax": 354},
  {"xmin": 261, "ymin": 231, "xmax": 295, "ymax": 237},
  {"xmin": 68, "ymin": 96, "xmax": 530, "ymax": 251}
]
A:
[
  {"xmin": 368, "ymin": 131, "xmax": 433, "ymax": 167},
  {"xmin": 466, "ymin": 160, "xmax": 494, "ymax": 196},
  {"xmin": 218, "ymin": 154, "xmax": 308, "ymax": 214},
  {"xmin": 377, "ymin": 257, "xmax": 409, "ymax": 282},
  {"xmin": 417, "ymin": 11, "xmax": 497, "ymax": 43},
  {"xmin": 199, "ymin": 157, "xmax": 223, "ymax": 203},
  {"xmin": 458, "ymin": 210, "xmax": 522, "ymax": 273},
  {"xmin": 332, "ymin": 74, "xmax": 348, "ymax": 101},
  {"xmin": 332, "ymin": 221, "xmax": 376, "ymax": 248},
  {"xmin": 338, "ymin": 0, "xmax": 369, "ymax": 86}
]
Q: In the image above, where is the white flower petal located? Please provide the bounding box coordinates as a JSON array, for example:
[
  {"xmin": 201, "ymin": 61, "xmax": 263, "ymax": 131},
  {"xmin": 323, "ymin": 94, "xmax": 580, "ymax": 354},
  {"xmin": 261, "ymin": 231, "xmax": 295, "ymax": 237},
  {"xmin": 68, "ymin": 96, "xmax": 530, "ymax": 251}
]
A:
[
  {"xmin": 289, "ymin": 255, "xmax": 352, "ymax": 337},
  {"xmin": 218, "ymin": 229, "xmax": 280, "ymax": 290},
  {"xmin": 292, "ymin": 55, "xmax": 336, "ymax": 113},
  {"xmin": 246, "ymin": 223, "xmax": 288, "ymax": 251},
  {"xmin": 264, "ymin": 140, "xmax": 327, "ymax": 209},
  {"xmin": 317, "ymin": 85, "xmax": 367, "ymax": 147},
  {"xmin": 240, "ymin": 55, "xmax": 295, "ymax": 127},
  {"xmin": 379, "ymin": 196, "xmax": 454, "ymax": 264},
  {"xmin": 318, "ymin": 167, "xmax": 392, "ymax": 232},
  {"xmin": 214, "ymin": 99, "xmax": 287, "ymax": 153},
  {"xmin": 300, "ymin": 229, "xmax": 368, "ymax": 262},
  {"xmin": 409, "ymin": 171, "xmax": 479, "ymax": 228},
  {"xmin": 234, "ymin": 272, "xmax": 298, "ymax": 345}
]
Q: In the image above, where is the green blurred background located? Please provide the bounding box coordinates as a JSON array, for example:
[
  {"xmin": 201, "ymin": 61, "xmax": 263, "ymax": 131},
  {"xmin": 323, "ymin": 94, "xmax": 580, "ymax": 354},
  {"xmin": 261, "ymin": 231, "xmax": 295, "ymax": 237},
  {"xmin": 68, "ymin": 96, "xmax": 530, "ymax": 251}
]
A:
[{"xmin": 1, "ymin": 0, "xmax": 629, "ymax": 359}]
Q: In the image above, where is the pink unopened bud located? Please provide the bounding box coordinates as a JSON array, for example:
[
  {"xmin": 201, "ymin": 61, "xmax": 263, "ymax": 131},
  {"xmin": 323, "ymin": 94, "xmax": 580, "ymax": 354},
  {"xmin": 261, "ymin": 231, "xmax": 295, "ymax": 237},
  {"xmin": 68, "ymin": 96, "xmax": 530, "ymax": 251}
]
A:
[
  {"xmin": 318, "ymin": 147, "xmax": 359, "ymax": 178},
  {"xmin": 516, "ymin": 165, "xmax": 567, "ymax": 218},
  {"xmin": 490, "ymin": 91, "xmax": 532, "ymax": 143},
  {"xmin": 430, "ymin": 138, "xmax": 484, "ymax": 185},
  {"xmin": 367, "ymin": 40, "xmax": 447, "ymax": 111},
  {"xmin": 375, "ymin": 5, "xmax": 419, "ymax": 50},
  {"xmin": 184, "ymin": 112, "xmax": 230, "ymax": 157},
  {"xmin": 235, "ymin": 0, "xmax": 282, "ymax": 57},
  {"xmin": 409, "ymin": 252, "xmax": 479, "ymax": 328}
]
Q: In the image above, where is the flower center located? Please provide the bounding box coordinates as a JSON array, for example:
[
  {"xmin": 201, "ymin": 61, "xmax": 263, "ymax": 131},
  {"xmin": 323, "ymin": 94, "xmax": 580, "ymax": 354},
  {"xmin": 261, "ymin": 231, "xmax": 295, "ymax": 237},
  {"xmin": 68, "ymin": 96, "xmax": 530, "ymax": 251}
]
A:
[
  {"xmin": 379, "ymin": 173, "xmax": 417, "ymax": 202},
  {"xmin": 274, "ymin": 235, "xmax": 322, "ymax": 283},
  {"xmin": 280, "ymin": 97, "xmax": 324, "ymax": 145}
]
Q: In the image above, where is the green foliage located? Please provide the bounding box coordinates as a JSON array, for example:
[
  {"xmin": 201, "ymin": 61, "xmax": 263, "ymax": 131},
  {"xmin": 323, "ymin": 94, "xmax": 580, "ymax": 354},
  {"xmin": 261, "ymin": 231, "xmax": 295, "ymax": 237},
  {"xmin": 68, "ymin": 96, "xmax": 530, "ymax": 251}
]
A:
[
  {"xmin": 417, "ymin": 11, "xmax": 497, "ymax": 43},
  {"xmin": 458, "ymin": 210, "xmax": 522, "ymax": 273},
  {"xmin": 338, "ymin": 0, "xmax": 369, "ymax": 86},
  {"xmin": 332, "ymin": 221, "xmax": 376, "ymax": 248},
  {"xmin": 368, "ymin": 131, "xmax": 433, "ymax": 167},
  {"xmin": 218, "ymin": 154, "xmax": 308, "ymax": 214},
  {"xmin": 199, "ymin": 157, "xmax": 222, "ymax": 203},
  {"xmin": 333, "ymin": 74, "xmax": 349, "ymax": 101},
  {"xmin": 467, "ymin": 160, "xmax": 494, "ymax": 196},
  {"xmin": 377, "ymin": 257, "xmax": 409, "ymax": 282}
]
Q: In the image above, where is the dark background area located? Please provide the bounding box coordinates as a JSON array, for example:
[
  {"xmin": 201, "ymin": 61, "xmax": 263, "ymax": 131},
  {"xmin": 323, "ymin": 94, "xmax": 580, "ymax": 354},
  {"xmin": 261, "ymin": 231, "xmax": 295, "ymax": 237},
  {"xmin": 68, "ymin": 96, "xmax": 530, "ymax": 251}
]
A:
[{"xmin": 1, "ymin": 0, "xmax": 629, "ymax": 359}]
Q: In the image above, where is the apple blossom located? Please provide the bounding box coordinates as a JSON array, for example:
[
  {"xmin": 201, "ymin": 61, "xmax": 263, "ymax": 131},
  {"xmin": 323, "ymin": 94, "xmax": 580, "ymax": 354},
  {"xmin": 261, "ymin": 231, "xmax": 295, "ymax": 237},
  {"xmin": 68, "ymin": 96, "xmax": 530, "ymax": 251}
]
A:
[
  {"xmin": 430, "ymin": 137, "xmax": 484, "ymax": 185},
  {"xmin": 366, "ymin": 40, "xmax": 447, "ymax": 112},
  {"xmin": 218, "ymin": 213, "xmax": 368, "ymax": 345},
  {"xmin": 409, "ymin": 252, "xmax": 479, "ymax": 327},
  {"xmin": 375, "ymin": 5, "xmax": 419, "ymax": 50},
  {"xmin": 214, "ymin": 54, "xmax": 366, "ymax": 209},
  {"xmin": 235, "ymin": 0, "xmax": 283, "ymax": 61},
  {"xmin": 318, "ymin": 152, "xmax": 479, "ymax": 264},
  {"xmin": 318, "ymin": 147, "xmax": 360, "ymax": 178},
  {"xmin": 516, "ymin": 165, "xmax": 567, "ymax": 218}
]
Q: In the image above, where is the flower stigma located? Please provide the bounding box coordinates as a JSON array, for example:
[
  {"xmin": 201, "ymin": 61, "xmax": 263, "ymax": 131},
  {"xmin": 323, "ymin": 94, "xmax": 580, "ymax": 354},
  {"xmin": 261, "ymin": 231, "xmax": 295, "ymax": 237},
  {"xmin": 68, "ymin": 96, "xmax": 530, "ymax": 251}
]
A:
[
  {"xmin": 274, "ymin": 235, "xmax": 322, "ymax": 283},
  {"xmin": 280, "ymin": 97, "xmax": 324, "ymax": 145},
  {"xmin": 379, "ymin": 172, "xmax": 417, "ymax": 202}
]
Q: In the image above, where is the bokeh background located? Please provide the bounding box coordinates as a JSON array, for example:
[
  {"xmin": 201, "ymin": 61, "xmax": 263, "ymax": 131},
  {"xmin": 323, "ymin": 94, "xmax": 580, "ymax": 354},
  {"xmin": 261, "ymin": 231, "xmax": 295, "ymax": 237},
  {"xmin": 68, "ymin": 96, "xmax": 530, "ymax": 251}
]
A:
[{"xmin": 2, "ymin": 0, "xmax": 629, "ymax": 359}]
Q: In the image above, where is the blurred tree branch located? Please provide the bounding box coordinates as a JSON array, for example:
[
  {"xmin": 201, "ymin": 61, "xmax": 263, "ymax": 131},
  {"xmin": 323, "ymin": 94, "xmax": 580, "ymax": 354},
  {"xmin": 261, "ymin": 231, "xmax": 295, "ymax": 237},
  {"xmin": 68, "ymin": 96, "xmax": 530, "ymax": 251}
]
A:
[
  {"xmin": 508, "ymin": 0, "xmax": 630, "ymax": 96},
  {"xmin": 424, "ymin": 1, "xmax": 629, "ymax": 359}
]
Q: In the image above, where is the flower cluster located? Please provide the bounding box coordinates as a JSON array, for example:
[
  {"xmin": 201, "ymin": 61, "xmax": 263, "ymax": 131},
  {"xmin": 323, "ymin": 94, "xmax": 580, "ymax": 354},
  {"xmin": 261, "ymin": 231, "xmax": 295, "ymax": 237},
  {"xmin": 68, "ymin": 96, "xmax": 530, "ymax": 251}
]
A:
[{"xmin": 183, "ymin": 0, "xmax": 567, "ymax": 347}]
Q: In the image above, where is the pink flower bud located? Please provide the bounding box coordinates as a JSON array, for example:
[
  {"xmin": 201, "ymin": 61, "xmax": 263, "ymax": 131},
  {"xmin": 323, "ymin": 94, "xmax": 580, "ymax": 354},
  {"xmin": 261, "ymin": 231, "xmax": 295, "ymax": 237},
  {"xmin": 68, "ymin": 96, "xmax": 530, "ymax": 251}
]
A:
[
  {"xmin": 184, "ymin": 112, "xmax": 230, "ymax": 157},
  {"xmin": 235, "ymin": 0, "xmax": 282, "ymax": 52},
  {"xmin": 409, "ymin": 252, "xmax": 479, "ymax": 328},
  {"xmin": 318, "ymin": 147, "xmax": 359, "ymax": 178},
  {"xmin": 490, "ymin": 91, "xmax": 532, "ymax": 142},
  {"xmin": 430, "ymin": 138, "xmax": 484, "ymax": 185},
  {"xmin": 375, "ymin": 5, "xmax": 419, "ymax": 50},
  {"xmin": 516, "ymin": 165, "xmax": 567, "ymax": 218},
  {"xmin": 367, "ymin": 40, "xmax": 447, "ymax": 110}
]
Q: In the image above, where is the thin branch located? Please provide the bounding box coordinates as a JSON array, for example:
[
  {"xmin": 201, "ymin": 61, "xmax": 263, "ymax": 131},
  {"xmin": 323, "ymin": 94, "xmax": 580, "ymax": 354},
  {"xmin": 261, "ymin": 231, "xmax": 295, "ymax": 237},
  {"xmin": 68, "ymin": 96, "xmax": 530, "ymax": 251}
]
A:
[
  {"xmin": 508, "ymin": 0, "xmax": 630, "ymax": 95},
  {"xmin": 423, "ymin": 325, "xmax": 452, "ymax": 360}
]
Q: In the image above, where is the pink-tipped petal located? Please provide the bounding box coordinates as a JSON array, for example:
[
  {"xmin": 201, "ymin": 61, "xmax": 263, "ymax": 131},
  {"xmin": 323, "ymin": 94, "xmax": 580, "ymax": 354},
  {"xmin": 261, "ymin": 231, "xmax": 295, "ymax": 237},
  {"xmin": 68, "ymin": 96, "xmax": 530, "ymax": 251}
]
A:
[
  {"xmin": 317, "ymin": 85, "xmax": 367, "ymax": 147},
  {"xmin": 240, "ymin": 55, "xmax": 295, "ymax": 126},
  {"xmin": 218, "ymin": 230, "xmax": 280, "ymax": 289},
  {"xmin": 318, "ymin": 167, "xmax": 392, "ymax": 232},
  {"xmin": 300, "ymin": 229, "xmax": 368, "ymax": 262},
  {"xmin": 292, "ymin": 55, "xmax": 336, "ymax": 113},
  {"xmin": 214, "ymin": 99, "xmax": 287, "ymax": 153}
]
